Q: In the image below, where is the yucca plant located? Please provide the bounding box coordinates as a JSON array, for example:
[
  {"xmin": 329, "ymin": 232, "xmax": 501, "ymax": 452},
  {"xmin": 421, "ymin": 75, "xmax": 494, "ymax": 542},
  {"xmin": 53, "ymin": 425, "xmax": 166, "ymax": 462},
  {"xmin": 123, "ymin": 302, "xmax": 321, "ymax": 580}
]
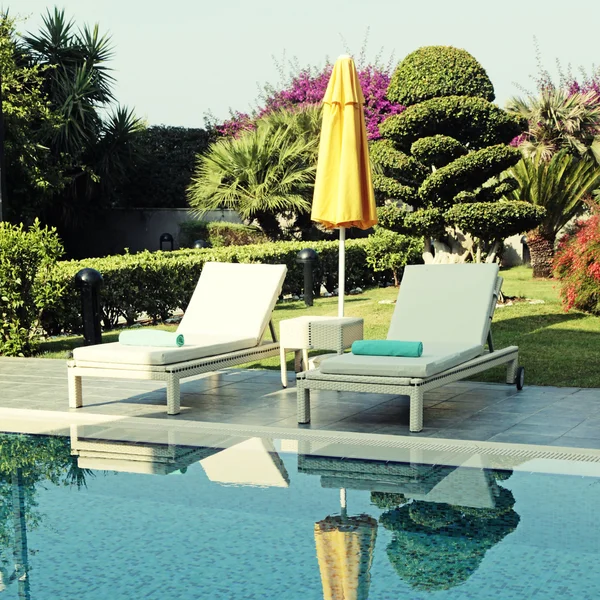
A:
[
  {"xmin": 188, "ymin": 106, "xmax": 320, "ymax": 239},
  {"xmin": 506, "ymin": 150, "xmax": 600, "ymax": 277}
]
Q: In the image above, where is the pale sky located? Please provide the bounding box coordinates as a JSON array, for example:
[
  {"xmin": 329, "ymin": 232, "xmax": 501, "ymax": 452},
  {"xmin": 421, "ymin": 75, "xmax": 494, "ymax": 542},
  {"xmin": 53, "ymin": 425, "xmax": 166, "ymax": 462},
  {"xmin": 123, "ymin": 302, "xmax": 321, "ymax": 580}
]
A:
[{"xmin": 10, "ymin": 0, "xmax": 600, "ymax": 129}]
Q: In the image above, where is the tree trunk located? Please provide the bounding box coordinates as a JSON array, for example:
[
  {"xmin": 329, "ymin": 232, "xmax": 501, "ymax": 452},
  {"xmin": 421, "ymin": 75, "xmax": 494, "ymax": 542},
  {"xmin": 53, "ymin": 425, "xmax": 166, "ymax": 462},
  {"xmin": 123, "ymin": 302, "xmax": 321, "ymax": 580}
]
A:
[{"xmin": 527, "ymin": 231, "xmax": 555, "ymax": 278}]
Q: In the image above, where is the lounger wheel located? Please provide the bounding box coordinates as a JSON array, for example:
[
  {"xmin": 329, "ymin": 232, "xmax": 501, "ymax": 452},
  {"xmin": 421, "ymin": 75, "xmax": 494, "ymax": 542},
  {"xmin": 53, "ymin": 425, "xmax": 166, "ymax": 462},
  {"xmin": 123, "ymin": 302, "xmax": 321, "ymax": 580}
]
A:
[{"xmin": 515, "ymin": 366, "xmax": 525, "ymax": 390}]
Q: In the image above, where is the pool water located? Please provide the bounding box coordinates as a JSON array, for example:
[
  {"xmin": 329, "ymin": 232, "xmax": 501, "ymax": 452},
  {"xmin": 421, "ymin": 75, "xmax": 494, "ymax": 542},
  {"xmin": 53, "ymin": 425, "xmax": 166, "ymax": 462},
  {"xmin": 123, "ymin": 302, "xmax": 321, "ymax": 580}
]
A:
[{"xmin": 1, "ymin": 430, "xmax": 599, "ymax": 599}]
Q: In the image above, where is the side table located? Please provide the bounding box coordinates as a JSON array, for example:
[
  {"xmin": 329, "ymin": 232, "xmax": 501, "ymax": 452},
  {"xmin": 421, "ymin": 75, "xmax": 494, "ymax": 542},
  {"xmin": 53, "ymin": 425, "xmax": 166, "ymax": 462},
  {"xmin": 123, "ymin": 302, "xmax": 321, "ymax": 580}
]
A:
[{"xmin": 279, "ymin": 316, "xmax": 363, "ymax": 387}]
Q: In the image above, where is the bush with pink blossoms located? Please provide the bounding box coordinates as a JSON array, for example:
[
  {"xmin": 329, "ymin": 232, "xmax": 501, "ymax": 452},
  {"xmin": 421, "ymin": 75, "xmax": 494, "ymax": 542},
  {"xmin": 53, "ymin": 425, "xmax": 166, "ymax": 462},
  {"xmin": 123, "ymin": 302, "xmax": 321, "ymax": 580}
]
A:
[
  {"xmin": 553, "ymin": 212, "xmax": 600, "ymax": 315},
  {"xmin": 217, "ymin": 61, "xmax": 404, "ymax": 140}
]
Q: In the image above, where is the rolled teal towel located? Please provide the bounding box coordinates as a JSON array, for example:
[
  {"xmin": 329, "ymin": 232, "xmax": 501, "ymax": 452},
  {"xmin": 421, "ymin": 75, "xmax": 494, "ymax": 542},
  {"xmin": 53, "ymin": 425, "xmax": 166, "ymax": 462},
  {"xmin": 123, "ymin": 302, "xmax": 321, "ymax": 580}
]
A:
[
  {"xmin": 352, "ymin": 340, "xmax": 423, "ymax": 357},
  {"xmin": 119, "ymin": 330, "xmax": 184, "ymax": 347}
]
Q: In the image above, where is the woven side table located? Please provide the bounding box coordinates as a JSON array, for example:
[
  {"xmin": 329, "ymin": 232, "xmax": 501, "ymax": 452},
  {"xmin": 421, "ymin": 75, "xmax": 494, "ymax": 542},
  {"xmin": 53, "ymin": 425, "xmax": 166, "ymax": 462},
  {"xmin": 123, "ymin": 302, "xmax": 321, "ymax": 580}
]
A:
[{"xmin": 279, "ymin": 316, "xmax": 363, "ymax": 387}]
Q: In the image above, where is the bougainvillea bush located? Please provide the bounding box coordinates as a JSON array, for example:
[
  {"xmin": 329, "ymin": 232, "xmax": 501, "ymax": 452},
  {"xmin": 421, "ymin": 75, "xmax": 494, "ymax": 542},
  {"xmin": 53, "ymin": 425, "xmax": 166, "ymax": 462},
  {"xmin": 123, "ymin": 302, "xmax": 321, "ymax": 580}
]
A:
[
  {"xmin": 553, "ymin": 213, "xmax": 600, "ymax": 314},
  {"xmin": 217, "ymin": 62, "xmax": 404, "ymax": 140}
]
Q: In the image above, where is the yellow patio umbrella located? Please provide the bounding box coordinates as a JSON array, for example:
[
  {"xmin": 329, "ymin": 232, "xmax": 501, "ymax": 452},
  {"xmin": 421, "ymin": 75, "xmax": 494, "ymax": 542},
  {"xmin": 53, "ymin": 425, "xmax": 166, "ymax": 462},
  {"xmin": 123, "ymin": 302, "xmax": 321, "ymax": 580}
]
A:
[
  {"xmin": 312, "ymin": 55, "xmax": 378, "ymax": 316},
  {"xmin": 314, "ymin": 491, "xmax": 378, "ymax": 600}
]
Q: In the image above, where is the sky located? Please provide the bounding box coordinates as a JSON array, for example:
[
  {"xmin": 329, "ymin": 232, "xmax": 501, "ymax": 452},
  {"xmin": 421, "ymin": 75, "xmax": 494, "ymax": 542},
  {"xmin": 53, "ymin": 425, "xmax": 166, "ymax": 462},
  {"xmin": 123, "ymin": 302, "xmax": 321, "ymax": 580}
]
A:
[{"xmin": 10, "ymin": 0, "xmax": 600, "ymax": 129}]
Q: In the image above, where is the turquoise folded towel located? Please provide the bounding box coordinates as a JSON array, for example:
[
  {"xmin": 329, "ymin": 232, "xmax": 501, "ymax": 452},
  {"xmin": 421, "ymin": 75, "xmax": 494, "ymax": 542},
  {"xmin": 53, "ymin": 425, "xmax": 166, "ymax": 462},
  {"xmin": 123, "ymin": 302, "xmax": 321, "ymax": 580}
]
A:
[
  {"xmin": 119, "ymin": 330, "xmax": 185, "ymax": 347},
  {"xmin": 352, "ymin": 340, "xmax": 423, "ymax": 357}
]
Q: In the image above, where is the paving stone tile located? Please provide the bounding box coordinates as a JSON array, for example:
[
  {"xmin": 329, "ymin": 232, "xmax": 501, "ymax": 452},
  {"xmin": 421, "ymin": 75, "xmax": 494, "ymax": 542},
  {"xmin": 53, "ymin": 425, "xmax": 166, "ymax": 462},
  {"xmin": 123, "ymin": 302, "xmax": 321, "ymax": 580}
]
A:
[
  {"xmin": 487, "ymin": 432, "xmax": 561, "ymax": 445},
  {"xmin": 548, "ymin": 436, "xmax": 600, "ymax": 449},
  {"xmin": 3, "ymin": 357, "xmax": 600, "ymax": 450}
]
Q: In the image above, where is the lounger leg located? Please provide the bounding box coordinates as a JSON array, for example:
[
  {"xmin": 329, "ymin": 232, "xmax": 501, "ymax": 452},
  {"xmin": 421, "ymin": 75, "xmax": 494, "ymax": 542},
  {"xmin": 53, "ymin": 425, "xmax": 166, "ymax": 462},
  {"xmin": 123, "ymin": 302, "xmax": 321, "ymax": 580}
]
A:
[
  {"xmin": 301, "ymin": 349, "xmax": 309, "ymax": 371},
  {"xmin": 297, "ymin": 384, "xmax": 311, "ymax": 424},
  {"xmin": 280, "ymin": 346, "xmax": 288, "ymax": 388},
  {"xmin": 506, "ymin": 356, "xmax": 518, "ymax": 384},
  {"xmin": 294, "ymin": 350, "xmax": 303, "ymax": 373},
  {"xmin": 167, "ymin": 376, "xmax": 181, "ymax": 415},
  {"xmin": 68, "ymin": 367, "xmax": 83, "ymax": 409},
  {"xmin": 409, "ymin": 387, "xmax": 424, "ymax": 433}
]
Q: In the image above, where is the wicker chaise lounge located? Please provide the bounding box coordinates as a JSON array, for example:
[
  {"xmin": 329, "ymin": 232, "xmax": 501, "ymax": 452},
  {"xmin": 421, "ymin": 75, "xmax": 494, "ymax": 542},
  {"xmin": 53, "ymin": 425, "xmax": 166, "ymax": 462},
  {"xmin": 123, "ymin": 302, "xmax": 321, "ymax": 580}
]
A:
[
  {"xmin": 297, "ymin": 263, "xmax": 524, "ymax": 433},
  {"xmin": 68, "ymin": 262, "xmax": 287, "ymax": 415}
]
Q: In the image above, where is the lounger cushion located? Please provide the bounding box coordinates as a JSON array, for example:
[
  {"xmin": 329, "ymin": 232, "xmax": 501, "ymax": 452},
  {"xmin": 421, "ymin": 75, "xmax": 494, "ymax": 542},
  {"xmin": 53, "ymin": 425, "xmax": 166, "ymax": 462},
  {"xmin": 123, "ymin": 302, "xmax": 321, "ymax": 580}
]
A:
[
  {"xmin": 319, "ymin": 343, "xmax": 483, "ymax": 378},
  {"xmin": 72, "ymin": 335, "xmax": 257, "ymax": 366},
  {"xmin": 387, "ymin": 264, "xmax": 499, "ymax": 348},
  {"xmin": 177, "ymin": 262, "xmax": 287, "ymax": 344}
]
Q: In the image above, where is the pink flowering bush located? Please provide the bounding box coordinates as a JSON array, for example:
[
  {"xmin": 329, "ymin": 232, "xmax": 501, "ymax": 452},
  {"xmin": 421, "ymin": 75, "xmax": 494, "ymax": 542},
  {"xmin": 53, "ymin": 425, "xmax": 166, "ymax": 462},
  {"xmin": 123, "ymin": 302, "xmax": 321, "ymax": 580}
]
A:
[
  {"xmin": 553, "ymin": 212, "xmax": 600, "ymax": 315},
  {"xmin": 218, "ymin": 62, "xmax": 404, "ymax": 140}
]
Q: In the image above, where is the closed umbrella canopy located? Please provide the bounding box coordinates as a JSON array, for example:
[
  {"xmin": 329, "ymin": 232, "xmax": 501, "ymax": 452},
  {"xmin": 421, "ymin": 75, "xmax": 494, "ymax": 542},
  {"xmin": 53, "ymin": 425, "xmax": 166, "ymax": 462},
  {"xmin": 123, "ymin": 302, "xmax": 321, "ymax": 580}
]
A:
[
  {"xmin": 311, "ymin": 55, "xmax": 377, "ymax": 315},
  {"xmin": 314, "ymin": 514, "xmax": 378, "ymax": 600}
]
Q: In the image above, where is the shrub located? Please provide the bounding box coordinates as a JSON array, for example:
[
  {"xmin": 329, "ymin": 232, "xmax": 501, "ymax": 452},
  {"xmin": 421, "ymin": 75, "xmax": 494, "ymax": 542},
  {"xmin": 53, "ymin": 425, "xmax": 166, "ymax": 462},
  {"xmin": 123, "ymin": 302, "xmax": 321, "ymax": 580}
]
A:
[
  {"xmin": 387, "ymin": 46, "xmax": 495, "ymax": 107},
  {"xmin": 418, "ymin": 145, "xmax": 522, "ymax": 208},
  {"xmin": 379, "ymin": 96, "xmax": 526, "ymax": 152},
  {"xmin": 365, "ymin": 228, "xmax": 423, "ymax": 285},
  {"xmin": 446, "ymin": 202, "xmax": 546, "ymax": 242},
  {"xmin": 178, "ymin": 221, "xmax": 268, "ymax": 248},
  {"xmin": 217, "ymin": 62, "xmax": 404, "ymax": 141},
  {"xmin": 0, "ymin": 220, "xmax": 64, "ymax": 356},
  {"xmin": 42, "ymin": 239, "xmax": 382, "ymax": 334},
  {"xmin": 410, "ymin": 135, "xmax": 467, "ymax": 169},
  {"xmin": 553, "ymin": 214, "xmax": 600, "ymax": 314}
]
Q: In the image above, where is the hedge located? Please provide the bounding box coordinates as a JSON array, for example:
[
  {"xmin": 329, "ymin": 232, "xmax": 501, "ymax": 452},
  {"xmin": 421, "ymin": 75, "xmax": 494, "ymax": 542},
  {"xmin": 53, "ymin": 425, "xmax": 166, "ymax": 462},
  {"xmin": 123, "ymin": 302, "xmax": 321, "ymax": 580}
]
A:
[
  {"xmin": 387, "ymin": 46, "xmax": 495, "ymax": 107},
  {"xmin": 178, "ymin": 221, "xmax": 268, "ymax": 248},
  {"xmin": 42, "ymin": 239, "xmax": 381, "ymax": 335},
  {"xmin": 379, "ymin": 96, "xmax": 526, "ymax": 152}
]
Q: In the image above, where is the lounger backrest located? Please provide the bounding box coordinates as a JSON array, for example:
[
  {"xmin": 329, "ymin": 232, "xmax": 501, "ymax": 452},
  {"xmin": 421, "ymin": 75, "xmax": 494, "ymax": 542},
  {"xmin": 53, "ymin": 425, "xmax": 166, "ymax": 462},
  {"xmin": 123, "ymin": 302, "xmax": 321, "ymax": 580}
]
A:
[
  {"xmin": 387, "ymin": 264, "xmax": 500, "ymax": 347},
  {"xmin": 177, "ymin": 262, "xmax": 287, "ymax": 343}
]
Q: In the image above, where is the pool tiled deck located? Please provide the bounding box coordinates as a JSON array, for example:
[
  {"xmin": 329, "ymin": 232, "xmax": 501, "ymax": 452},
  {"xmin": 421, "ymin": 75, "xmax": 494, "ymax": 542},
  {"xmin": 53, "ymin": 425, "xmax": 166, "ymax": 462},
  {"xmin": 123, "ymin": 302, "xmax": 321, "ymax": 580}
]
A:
[{"xmin": 1, "ymin": 357, "xmax": 600, "ymax": 450}]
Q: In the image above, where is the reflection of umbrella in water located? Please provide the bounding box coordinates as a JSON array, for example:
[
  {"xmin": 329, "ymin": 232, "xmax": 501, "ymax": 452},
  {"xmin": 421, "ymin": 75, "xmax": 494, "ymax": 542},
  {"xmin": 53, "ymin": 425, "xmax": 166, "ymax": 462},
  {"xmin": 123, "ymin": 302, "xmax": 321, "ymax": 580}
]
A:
[
  {"xmin": 314, "ymin": 489, "xmax": 377, "ymax": 600},
  {"xmin": 311, "ymin": 55, "xmax": 377, "ymax": 316}
]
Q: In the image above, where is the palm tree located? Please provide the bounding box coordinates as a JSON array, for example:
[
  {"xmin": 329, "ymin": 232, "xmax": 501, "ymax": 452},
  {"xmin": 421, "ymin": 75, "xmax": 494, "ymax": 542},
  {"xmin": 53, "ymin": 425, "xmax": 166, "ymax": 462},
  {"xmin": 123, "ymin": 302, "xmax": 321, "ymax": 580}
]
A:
[
  {"xmin": 188, "ymin": 106, "xmax": 320, "ymax": 239},
  {"xmin": 506, "ymin": 150, "xmax": 600, "ymax": 277},
  {"xmin": 19, "ymin": 9, "xmax": 143, "ymax": 244},
  {"xmin": 506, "ymin": 88, "xmax": 600, "ymax": 163}
]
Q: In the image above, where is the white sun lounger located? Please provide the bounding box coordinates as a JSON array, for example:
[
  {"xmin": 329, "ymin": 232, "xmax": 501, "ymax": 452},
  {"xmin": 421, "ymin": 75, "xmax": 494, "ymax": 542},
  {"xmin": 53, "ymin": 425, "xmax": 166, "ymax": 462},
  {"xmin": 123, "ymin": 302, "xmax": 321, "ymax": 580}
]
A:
[
  {"xmin": 297, "ymin": 264, "xmax": 523, "ymax": 432},
  {"xmin": 68, "ymin": 262, "xmax": 287, "ymax": 415}
]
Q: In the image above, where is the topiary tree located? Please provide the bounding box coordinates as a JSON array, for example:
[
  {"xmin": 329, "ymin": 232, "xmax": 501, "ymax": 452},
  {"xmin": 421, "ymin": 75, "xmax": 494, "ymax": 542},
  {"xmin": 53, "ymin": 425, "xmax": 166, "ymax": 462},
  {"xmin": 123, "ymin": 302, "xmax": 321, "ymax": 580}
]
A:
[
  {"xmin": 372, "ymin": 46, "xmax": 545, "ymax": 263},
  {"xmin": 377, "ymin": 471, "xmax": 520, "ymax": 591}
]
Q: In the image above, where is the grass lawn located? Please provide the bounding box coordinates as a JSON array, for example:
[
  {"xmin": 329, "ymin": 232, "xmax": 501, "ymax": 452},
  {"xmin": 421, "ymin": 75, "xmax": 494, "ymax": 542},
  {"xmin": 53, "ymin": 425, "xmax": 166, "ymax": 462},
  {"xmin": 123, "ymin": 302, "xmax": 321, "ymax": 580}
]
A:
[{"xmin": 37, "ymin": 265, "xmax": 600, "ymax": 388}]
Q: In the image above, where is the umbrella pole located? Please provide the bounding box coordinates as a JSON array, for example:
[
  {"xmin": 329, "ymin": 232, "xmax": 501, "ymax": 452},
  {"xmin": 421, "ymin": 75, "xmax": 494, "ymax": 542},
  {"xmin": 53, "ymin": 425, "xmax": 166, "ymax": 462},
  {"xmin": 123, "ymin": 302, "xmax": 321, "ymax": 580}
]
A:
[
  {"xmin": 338, "ymin": 227, "xmax": 345, "ymax": 317},
  {"xmin": 340, "ymin": 487, "xmax": 347, "ymax": 519}
]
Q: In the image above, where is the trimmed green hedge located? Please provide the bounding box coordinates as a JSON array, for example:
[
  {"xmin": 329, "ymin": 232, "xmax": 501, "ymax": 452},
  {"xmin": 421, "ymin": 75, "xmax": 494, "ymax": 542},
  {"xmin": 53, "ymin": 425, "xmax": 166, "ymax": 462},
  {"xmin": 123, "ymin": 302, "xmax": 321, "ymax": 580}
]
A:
[
  {"xmin": 379, "ymin": 96, "xmax": 526, "ymax": 152},
  {"xmin": 178, "ymin": 221, "xmax": 268, "ymax": 248},
  {"xmin": 42, "ymin": 239, "xmax": 380, "ymax": 334},
  {"xmin": 388, "ymin": 46, "xmax": 495, "ymax": 107}
]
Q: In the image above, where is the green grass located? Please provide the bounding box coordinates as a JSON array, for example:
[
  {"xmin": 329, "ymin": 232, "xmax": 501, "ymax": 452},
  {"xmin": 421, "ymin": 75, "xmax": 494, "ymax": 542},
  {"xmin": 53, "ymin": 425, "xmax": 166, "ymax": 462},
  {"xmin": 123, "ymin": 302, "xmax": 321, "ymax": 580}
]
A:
[{"xmin": 37, "ymin": 265, "xmax": 600, "ymax": 388}]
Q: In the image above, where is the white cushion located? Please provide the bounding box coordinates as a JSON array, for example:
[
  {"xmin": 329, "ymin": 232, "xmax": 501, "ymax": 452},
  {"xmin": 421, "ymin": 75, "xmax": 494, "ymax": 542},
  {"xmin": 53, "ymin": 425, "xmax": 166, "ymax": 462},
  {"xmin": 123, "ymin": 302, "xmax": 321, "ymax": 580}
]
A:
[
  {"xmin": 387, "ymin": 264, "xmax": 499, "ymax": 347},
  {"xmin": 319, "ymin": 343, "xmax": 483, "ymax": 378},
  {"xmin": 177, "ymin": 262, "xmax": 287, "ymax": 344},
  {"xmin": 73, "ymin": 335, "xmax": 257, "ymax": 366}
]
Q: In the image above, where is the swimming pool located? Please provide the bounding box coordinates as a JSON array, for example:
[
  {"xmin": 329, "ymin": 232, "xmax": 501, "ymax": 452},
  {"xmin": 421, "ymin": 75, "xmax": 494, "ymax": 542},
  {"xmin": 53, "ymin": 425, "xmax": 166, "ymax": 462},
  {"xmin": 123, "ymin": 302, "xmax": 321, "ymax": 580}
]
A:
[{"xmin": 1, "ymin": 423, "xmax": 599, "ymax": 599}]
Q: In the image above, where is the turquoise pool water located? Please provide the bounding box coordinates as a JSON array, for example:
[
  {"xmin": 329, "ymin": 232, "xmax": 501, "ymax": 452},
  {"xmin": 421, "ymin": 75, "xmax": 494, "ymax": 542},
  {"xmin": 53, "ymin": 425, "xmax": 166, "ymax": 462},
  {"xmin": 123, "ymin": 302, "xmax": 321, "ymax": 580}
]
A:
[{"xmin": 1, "ymin": 431, "xmax": 599, "ymax": 599}]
